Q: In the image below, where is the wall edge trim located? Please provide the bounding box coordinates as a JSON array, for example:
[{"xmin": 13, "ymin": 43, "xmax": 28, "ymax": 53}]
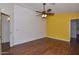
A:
[
  {"xmin": 47, "ymin": 36, "xmax": 70, "ymax": 42},
  {"xmin": 11, "ymin": 37, "xmax": 45, "ymax": 47}
]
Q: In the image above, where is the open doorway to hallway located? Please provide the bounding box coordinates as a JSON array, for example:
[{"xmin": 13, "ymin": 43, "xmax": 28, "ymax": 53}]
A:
[
  {"xmin": 70, "ymin": 19, "xmax": 79, "ymax": 44},
  {"xmin": 0, "ymin": 13, "xmax": 10, "ymax": 55}
]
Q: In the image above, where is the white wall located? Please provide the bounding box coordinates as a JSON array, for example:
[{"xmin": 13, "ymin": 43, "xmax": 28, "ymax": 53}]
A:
[
  {"xmin": 13, "ymin": 5, "xmax": 46, "ymax": 46},
  {"xmin": 0, "ymin": 4, "xmax": 46, "ymax": 46},
  {"xmin": 0, "ymin": 3, "xmax": 13, "ymax": 15}
]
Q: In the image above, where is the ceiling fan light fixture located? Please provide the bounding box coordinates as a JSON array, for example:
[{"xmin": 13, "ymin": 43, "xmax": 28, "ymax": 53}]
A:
[
  {"xmin": 42, "ymin": 14, "xmax": 47, "ymax": 18},
  {"xmin": 35, "ymin": 3, "xmax": 54, "ymax": 18}
]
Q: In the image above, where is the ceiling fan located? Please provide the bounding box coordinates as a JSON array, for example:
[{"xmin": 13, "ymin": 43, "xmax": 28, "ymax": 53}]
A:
[{"xmin": 35, "ymin": 3, "xmax": 55, "ymax": 18}]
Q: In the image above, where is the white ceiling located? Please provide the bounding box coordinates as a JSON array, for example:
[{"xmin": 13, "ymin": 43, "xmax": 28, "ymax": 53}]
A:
[{"xmin": 16, "ymin": 3, "xmax": 79, "ymax": 13}]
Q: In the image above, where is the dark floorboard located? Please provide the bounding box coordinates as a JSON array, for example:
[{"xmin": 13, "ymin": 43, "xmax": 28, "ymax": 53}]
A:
[{"xmin": 8, "ymin": 37, "xmax": 79, "ymax": 55}]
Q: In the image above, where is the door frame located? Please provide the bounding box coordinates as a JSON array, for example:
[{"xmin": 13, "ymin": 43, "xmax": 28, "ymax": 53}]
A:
[
  {"xmin": 1, "ymin": 12, "xmax": 10, "ymax": 54},
  {"xmin": 69, "ymin": 18, "xmax": 79, "ymax": 42},
  {"xmin": 0, "ymin": 11, "xmax": 1, "ymax": 54},
  {"xmin": 1, "ymin": 12, "xmax": 10, "ymax": 42}
]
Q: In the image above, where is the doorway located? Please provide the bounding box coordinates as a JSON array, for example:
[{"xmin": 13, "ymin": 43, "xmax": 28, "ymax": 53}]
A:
[
  {"xmin": 0, "ymin": 12, "xmax": 1, "ymax": 55},
  {"xmin": 70, "ymin": 19, "xmax": 79, "ymax": 44},
  {"xmin": 1, "ymin": 13, "xmax": 10, "ymax": 54}
]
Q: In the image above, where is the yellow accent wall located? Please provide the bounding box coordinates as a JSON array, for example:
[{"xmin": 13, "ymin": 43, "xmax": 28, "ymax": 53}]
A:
[{"xmin": 46, "ymin": 12, "xmax": 79, "ymax": 41}]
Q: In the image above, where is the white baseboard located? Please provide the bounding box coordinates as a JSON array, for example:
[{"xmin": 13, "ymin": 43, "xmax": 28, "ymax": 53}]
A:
[
  {"xmin": 11, "ymin": 37, "xmax": 45, "ymax": 46},
  {"xmin": 11, "ymin": 36, "xmax": 70, "ymax": 47},
  {"xmin": 47, "ymin": 36, "xmax": 70, "ymax": 42}
]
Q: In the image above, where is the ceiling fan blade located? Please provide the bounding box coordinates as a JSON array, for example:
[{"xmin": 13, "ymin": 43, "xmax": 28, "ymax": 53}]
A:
[
  {"xmin": 46, "ymin": 13, "xmax": 54, "ymax": 15},
  {"xmin": 35, "ymin": 11, "xmax": 42, "ymax": 13},
  {"xmin": 47, "ymin": 9, "xmax": 52, "ymax": 12}
]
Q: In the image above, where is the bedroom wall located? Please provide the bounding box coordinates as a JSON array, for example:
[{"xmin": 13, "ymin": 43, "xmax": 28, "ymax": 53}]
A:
[
  {"xmin": 13, "ymin": 5, "xmax": 46, "ymax": 46},
  {"xmin": 46, "ymin": 12, "xmax": 79, "ymax": 41}
]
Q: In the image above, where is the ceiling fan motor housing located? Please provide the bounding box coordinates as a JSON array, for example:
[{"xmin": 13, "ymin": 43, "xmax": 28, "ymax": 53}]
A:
[{"xmin": 43, "ymin": 3, "xmax": 46, "ymax": 5}]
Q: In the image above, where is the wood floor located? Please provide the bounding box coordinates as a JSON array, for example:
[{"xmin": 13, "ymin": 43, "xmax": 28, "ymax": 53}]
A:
[
  {"xmin": 1, "ymin": 42, "xmax": 10, "ymax": 52},
  {"xmin": 9, "ymin": 37, "xmax": 79, "ymax": 55},
  {"xmin": 1, "ymin": 42, "xmax": 10, "ymax": 55}
]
